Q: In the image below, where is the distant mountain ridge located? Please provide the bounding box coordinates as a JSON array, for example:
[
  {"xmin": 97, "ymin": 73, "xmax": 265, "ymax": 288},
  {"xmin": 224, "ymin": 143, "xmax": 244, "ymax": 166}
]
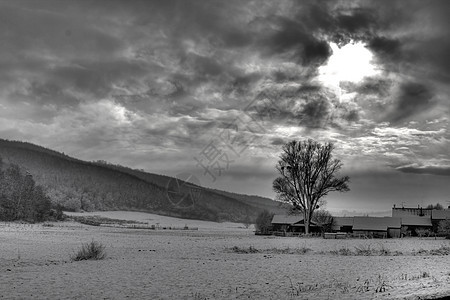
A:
[{"xmin": 0, "ymin": 139, "xmax": 287, "ymax": 222}]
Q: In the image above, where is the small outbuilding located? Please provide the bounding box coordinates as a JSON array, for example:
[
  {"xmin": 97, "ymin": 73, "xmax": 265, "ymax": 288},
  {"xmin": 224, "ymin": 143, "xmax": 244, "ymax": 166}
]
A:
[
  {"xmin": 271, "ymin": 214, "xmax": 318, "ymax": 234},
  {"xmin": 352, "ymin": 217, "xmax": 401, "ymax": 238},
  {"xmin": 431, "ymin": 209, "xmax": 450, "ymax": 231},
  {"xmin": 431, "ymin": 209, "xmax": 450, "ymax": 221}
]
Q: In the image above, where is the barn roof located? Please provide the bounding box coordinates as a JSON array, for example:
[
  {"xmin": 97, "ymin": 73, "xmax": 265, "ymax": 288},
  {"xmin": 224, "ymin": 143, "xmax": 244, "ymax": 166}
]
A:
[
  {"xmin": 432, "ymin": 210, "xmax": 450, "ymax": 220},
  {"xmin": 271, "ymin": 214, "xmax": 317, "ymax": 226},
  {"xmin": 352, "ymin": 217, "xmax": 401, "ymax": 231},
  {"xmin": 332, "ymin": 217, "xmax": 354, "ymax": 231},
  {"xmin": 334, "ymin": 217, "xmax": 354, "ymax": 226},
  {"xmin": 401, "ymin": 216, "xmax": 432, "ymax": 226},
  {"xmin": 271, "ymin": 214, "xmax": 303, "ymax": 225},
  {"xmin": 384, "ymin": 217, "xmax": 402, "ymax": 229}
]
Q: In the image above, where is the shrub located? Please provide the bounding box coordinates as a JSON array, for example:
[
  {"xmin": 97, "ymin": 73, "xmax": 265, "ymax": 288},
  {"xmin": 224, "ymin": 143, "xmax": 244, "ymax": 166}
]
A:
[
  {"xmin": 378, "ymin": 244, "xmax": 391, "ymax": 256},
  {"xmin": 295, "ymin": 246, "xmax": 312, "ymax": 254},
  {"xmin": 354, "ymin": 244, "xmax": 374, "ymax": 256},
  {"xmin": 429, "ymin": 244, "xmax": 450, "ymax": 256},
  {"xmin": 330, "ymin": 246, "xmax": 353, "ymax": 256},
  {"xmin": 229, "ymin": 246, "xmax": 259, "ymax": 254},
  {"xmin": 71, "ymin": 241, "xmax": 106, "ymax": 261},
  {"xmin": 255, "ymin": 210, "xmax": 274, "ymax": 234},
  {"xmin": 421, "ymin": 271, "xmax": 430, "ymax": 278},
  {"xmin": 415, "ymin": 228, "xmax": 432, "ymax": 237},
  {"xmin": 336, "ymin": 247, "xmax": 350, "ymax": 256},
  {"xmin": 438, "ymin": 219, "xmax": 450, "ymax": 239},
  {"xmin": 401, "ymin": 226, "xmax": 411, "ymax": 237}
]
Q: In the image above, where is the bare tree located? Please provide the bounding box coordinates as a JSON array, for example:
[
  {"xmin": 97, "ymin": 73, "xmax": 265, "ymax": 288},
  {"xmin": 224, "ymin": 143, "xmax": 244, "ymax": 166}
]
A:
[
  {"xmin": 273, "ymin": 139, "xmax": 349, "ymax": 234},
  {"xmin": 255, "ymin": 210, "xmax": 274, "ymax": 234},
  {"xmin": 312, "ymin": 210, "xmax": 335, "ymax": 233}
]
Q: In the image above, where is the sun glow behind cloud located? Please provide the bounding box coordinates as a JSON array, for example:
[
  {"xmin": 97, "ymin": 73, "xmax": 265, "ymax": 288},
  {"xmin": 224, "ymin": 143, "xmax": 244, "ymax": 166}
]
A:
[{"xmin": 319, "ymin": 42, "xmax": 380, "ymax": 86}]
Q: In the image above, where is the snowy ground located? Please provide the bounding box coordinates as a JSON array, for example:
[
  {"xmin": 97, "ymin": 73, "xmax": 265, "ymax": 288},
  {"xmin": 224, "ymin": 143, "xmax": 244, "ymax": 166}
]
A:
[{"xmin": 0, "ymin": 211, "xmax": 449, "ymax": 299}]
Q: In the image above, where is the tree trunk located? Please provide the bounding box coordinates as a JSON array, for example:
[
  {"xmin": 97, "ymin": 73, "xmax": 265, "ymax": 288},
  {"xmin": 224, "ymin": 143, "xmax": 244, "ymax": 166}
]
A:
[{"xmin": 304, "ymin": 210, "xmax": 310, "ymax": 234}]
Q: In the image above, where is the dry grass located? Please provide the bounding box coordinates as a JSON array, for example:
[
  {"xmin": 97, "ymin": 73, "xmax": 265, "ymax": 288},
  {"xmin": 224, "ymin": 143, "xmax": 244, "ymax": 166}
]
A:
[
  {"xmin": 228, "ymin": 246, "xmax": 311, "ymax": 254},
  {"xmin": 231, "ymin": 242, "xmax": 450, "ymax": 257},
  {"xmin": 413, "ymin": 244, "xmax": 450, "ymax": 256},
  {"xmin": 71, "ymin": 240, "xmax": 106, "ymax": 261}
]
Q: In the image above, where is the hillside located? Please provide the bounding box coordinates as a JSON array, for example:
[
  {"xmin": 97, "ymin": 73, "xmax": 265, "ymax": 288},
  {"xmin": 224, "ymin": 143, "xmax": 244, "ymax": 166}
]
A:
[
  {"xmin": 97, "ymin": 162, "xmax": 289, "ymax": 214},
  {"xmin": 0, "ymin": 139, "xmax": 287, "ymax": 222}
]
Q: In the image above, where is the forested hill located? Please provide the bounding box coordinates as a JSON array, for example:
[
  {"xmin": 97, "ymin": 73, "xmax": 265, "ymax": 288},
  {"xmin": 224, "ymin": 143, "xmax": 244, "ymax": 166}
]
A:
[
  {"xmin": 98, "ymin": 163, "xmax": 289, "ymax": 215},
  {"xmin": 0, "ymin": 139, "xmax": 286, "ymax": 222}
]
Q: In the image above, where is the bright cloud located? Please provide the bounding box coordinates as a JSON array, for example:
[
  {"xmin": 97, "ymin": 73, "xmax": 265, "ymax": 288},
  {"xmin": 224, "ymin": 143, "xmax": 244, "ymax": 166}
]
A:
[{"xmin": 319, "ymin": 42, "xmax": 380, "ymax": 85}]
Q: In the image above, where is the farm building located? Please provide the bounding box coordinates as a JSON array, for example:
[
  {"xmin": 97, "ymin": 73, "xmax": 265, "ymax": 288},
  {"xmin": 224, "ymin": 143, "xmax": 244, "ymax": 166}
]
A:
[
  {"xmin": 271, "ymin": 214, "xmax": 319, "ymax": 233},
  {"xmin": 431, "ymin": 209, "xmax": 450, "ymax": 221},
  {"xmin": 400, "ymin": 216, "xmax": 432, "ymax": 236},
  {"xmin": 392, "ymin": 205, "xmax": 432, "ymax": 217},
  {"xmin": 352, "ymin": 217, "xmax": 401, "ymax": 238},
  {"xmin": 265, "ymin": 208, "xmax": 450, "ymax": 238},
  {"xmin": 431, "ymin": 209, "xmax": 450, "ymax": 231},
  {"xmin": 332, "ymin": 217, "xmax": 354, "ymax": 233}
]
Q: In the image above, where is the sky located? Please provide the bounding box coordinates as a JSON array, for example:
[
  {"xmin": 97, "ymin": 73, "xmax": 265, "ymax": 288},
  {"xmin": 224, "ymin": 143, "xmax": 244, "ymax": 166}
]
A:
[{"xmin": 0, "ymin": 0, "xmax": 449, "ymax": 215}]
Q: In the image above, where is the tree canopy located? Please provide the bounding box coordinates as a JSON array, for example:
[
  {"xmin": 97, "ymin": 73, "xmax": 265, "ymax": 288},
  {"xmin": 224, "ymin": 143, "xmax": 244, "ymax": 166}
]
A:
[
  {"xmin": 273, "ymin": 139, "xmax": 349, "ymax": 234},
  {"xmin": 0, "ymin": 158, "xmax": 52, "ymax": 222},
  {"xmin": 426, "ymin": 203, "xmax": 444, "ymax": 210}
]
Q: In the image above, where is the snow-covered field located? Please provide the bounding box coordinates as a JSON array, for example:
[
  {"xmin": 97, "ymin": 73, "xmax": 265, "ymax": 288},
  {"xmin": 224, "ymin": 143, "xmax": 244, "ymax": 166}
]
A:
[
  {"xmin": 0, "ymin": 211, "xmax": 449, "ymax": 299},
  {"xmin": 65, "ymin": 211, "xmax": 252, "ymax": 231}
]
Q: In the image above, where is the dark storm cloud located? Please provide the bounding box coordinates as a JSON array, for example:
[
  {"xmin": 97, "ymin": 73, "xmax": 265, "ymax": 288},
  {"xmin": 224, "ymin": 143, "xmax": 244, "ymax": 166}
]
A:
[
  {"xmin": 396, "ymin": 165, "xmax": 450, "ymax": 177},
  {"xmin": 140, "ymin": 116, "xmax": 215, "ymax": 147},
  {"xmin": 299, "ymin": 95, "xmax": 331, "ymax": 128},
  {"xmin": 366, "ymin": 36, "xmax": 402, "ymax": 64},
  {"xmin": 355, "ymin": 1, "xmax": 450, "ymax": 84},
  {"xmin": 131, "ymin": 0, "xmax": 255, "ymax": 48},
  {"xmin": 332, "ymin": 9, "xmax": 377, "ymax": 45},
  {"xmin": 336, "ymin": 9, "xmax": 375, "ymax": 33},
  {"xmin": 50, "ymin": 60, "xmax": 151, "ymax": 98},
  {"xmin": 0, "ymin": 1, "xmax": 446, "ymax": 115},
  {"xmin": 258, "ymin": 16, "xmax": 332, "ymax": 66},
  {"xmin": 0, "ymin": 2, "xmax": 124, "ymax": 60},
  {"xmin": 240, "ymin": 0, "xmax": 450, "ymax": 130},
  {"xmin": 270, "ymin": 137, "xmax": 286, "ymax": 146},
  {"xmin": 183, "ymin": 54, "xmax": 224, "ymax": 78},
  {"xmin": 344, "ymin": 109, "xmax": 360, "ymax": 122},
  {"xmin": 226, "ymin": 73, "xmax": 262, "ymax": 96},
  {"xmin": 386, "ymin": 82, "xmax": 435, "ymax": 124},
  {"xmin": 396, "ymin": 1, "xmax": 450, "ymax": 83},
  {"xmin": 2, "ymin": 58, "xmax": 153, "ymax": 125},
  {"xmin": 351, "ymin": 77, "xmax": 393, "ymax": 98},
  {"xmin": 247, "ymin": 83, "xmax": 360, "ymax": 130}
]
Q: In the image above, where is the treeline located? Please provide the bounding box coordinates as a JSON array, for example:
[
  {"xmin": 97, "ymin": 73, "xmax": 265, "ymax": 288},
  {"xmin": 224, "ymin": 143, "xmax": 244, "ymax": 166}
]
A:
[
  {"xmin": 426, "ymin": 203, "xmax": 445, "ymax": 210},
  {"xmin": 0, "ymin": 157, "xmax": 57, "ymax": 222}
]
